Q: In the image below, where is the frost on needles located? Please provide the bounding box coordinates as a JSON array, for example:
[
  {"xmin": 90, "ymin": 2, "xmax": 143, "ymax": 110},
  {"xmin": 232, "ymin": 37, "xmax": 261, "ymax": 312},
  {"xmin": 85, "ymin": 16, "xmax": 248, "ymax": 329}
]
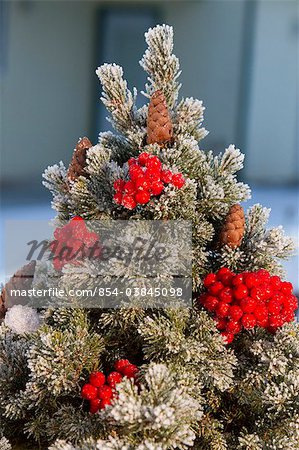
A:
[{"xmin": 0, "ymin": 24, "xmax": 297, "ymax": 450}]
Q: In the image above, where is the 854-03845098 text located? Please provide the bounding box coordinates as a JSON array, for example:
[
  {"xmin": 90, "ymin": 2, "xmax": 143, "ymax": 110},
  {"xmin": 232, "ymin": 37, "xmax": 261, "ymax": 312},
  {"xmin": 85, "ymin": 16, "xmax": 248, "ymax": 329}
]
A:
[
  {"xmin": 8, "ymin": 286, "xmax": 184, "ymax": 299},
  {"xmin": 5, "ymin": 281, "xmax": 191, "ymax": 309}
]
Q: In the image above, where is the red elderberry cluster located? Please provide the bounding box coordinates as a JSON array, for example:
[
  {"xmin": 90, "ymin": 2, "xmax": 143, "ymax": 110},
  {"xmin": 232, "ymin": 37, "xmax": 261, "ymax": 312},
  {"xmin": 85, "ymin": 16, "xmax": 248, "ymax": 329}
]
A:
[
  {"xmin": 199, "ymin": 268, "xmax": 298, "ymax": 344},
  {"xmin": 50, "ymin": 217, "xmax": 101, "ymax": 271},
  {"xmin": 113, "ymin": 152, "xmax": 185, "ymax": 210},
  {"xmin": 81, "ymin": 359, "xmax": 139, "ymax": 414}
]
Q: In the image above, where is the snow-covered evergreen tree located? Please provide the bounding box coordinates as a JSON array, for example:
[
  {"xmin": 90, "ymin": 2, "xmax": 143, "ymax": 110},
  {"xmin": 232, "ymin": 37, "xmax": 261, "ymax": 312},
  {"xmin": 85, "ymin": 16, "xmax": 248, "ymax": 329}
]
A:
[{"xmin": 0, "ymin": 25, "xmax": 297, "ymax": 450}]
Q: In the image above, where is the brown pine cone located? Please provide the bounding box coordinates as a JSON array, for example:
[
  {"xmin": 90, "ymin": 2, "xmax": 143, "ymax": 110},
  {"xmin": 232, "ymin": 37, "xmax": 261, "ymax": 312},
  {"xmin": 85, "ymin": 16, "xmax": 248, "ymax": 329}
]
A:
[
  {"xmin": 0, "ymin": 261, "xmax": 36, "ymax": 315},
  {"xmin": 0, "ymin": 290, "xmax": 6, "ymax": 320},
  {"xmin": 219, "ymin": 204, "xmax": 245, "ymax": 249},
  {"xmin": 147, "ymin": 90, "xmax": 173, "ymax": 145},
  {"xmin": 67, "ymin": 137, "xmax": 92, "ymax": 181}
]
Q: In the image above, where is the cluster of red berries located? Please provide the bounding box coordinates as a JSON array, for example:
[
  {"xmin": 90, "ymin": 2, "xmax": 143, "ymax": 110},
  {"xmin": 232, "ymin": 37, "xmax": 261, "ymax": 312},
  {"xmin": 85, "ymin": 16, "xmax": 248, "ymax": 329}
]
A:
[
  {"xmin": 199, "ymin": 268, "xmax": 298, "ymax": 344},
  {"xmin": 81, "ymin": 359, "xmax": 139, "ymax": 414},
  {"xmin": 113, "ymin": 152, "xmax": 185, "ymax": 210},
  {"xmin": 51, "ymin": 216, "xmax": 101, "ymax": 271}
]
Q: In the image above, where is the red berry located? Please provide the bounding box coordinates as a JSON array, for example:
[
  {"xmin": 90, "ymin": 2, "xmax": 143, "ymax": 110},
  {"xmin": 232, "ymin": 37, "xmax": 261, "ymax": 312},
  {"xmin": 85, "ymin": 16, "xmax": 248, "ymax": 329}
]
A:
[
  {"xmin": 107, "ymin": 371, "xmax": 123, "ymax": 388},
  {"xmin": 69, "ymin": 219, "xmax": 85, "ymax": 238},
  {"xmin": 122, "ymin": 195, "xmax": 137, "ymax": 210},
  {"xmin": 270, "ymin": 275, "xmax": 282, "ymax": 291},
  {"xmin": 228, "ymin": 305, "xmax": 243, "ymax": 321},
  {"xmin": 251, "ymin": 287, "xmax": 266, "ymax": 302},
  {"xmin": 97, "ymin": 385, "xmax": 113, "ymax": 400},
  {"xmin": 244, "ymin": 273, "xmax": 259, "ymax": 289},
  {"xmin": 113, "ymin": 192, "xmax": 123, "ymax": 205},
  {"xmin": 129, "ymin": 165, "xmax": 144, "ymax": 181},
  {"xmin": 161, "ymin": 170, "xmax": 173, "ymax": 184},
  {"xmin": 208, "ymin": 281, "xmax": 224, "ymax": 296},
  {"xmin": 267, "ymin": 300, "xmax": 281, "ymax": 315},
  {"xmin": 122, "ymin": 364, "xmax": 138, "ymax": 379},
  {"xmin": 217, "ymin": 268, "xmax": 234, "ymax": 286},
  {"xmin": 254, "ymin": 306, "xmax": 268, "ymax": 319},
  {"xmin": 135, "ymin": 177, "xmax": 151, "ymax": 191},
  {"xmin": 280, "ymin": 281, "xmax": 293, "ymax": 295},
  {"xmin": 135, "ymin": 190, "xmax": 151, "ymax": 205},
  {"xmin": 53, "ymin": 227, "xmax": 65, "ymax": 241},
  {"xmin": 221, "ymin": 274, "xmax": 234, "ymax": 287},
  {"xmin": 72, "ymin": 216, "xmax": 84, "ymax": 221},
  {"xmin": 113, "ymin": 179, "xmax": 125, "ymax": 191},
  {"xmin": 138, "ymin": 152, "xmax": 150, "ymax": 166},
  {"xmin": 128, "ymin": 157, "xmax": 137, "ymax": 166},
  {"xmin": 66, "ymin": 237, "xmax": 82, "ymax": 255},
  {"xmin": 268, "ymin": 315, "xmax": 284, "ymax": 328},
  {"xmin": 171, "ymin": 173, "xmax": 185, "ymax": 189},
  {"xmin": 151, "ymin": 181, "xmax": 164, "ymax": 196},
  {"xmin": 203, "ymin": 273, "xmax": 217, "ymax": 288},
  {"xmin": 145, "ymin": 167, "xmax": 161, "ymax": 182},
  {"xmin": 204, "ymin": 295, "xmax": 219, "ymax": 312},
  {"xmin": 254, "ymin": 305, "xmax": 268, "ymax": 326},
  {"xmin": 233, "ymin": 284, "xmax": 248, "ymax": 300},
  {"xmin": 259, "ymin": 283, "xmax": 273, "ymax": 300},
  {"xmin": 226, "ymin": 320, "xmax": 242, "ymax": 334},
  {"xmin": 272, "ymin": 293, "xmax": 284, "ymax": 305},
  {"xmin": 281, "ymin": 308, "xmax": 295, "ymax": 323},
  {"xmin": 283, "ymin": 294, "xmax": 298, "ymax": 311},
  {"xmin": 89, "ymin": 371, "xmax": 105, "ymax": 387},
  {"xmin": 215, "ymin": 318, "xmax": 227, "ymax": 330},
  {"xmin": 232, "ymin": 274, "xmax": 244, "ymax": 286},
  {"xmin": 146, "ymin": 156, "xmax": 162, "ymax": 171},
  {"xmin": 221, "ymin": 331, "xmax": 234, "ymax": 344},
  {"xmin": 257, "ymin": 269, "xmax": 271, "ymax": 283},
  {"xmin": 215, "ymin": 302, "xmax": 230, "ymax": 318},
  {"xmin": 242, "ymin": 314, "xmax": 256, "ymax": 329},
  {"xmin": 239, "ymin": 297, "xmax": 257, "ymax": 313},
  {"xmin": 89, "ymin": 398, "xmax": 101, "ymax": 414},
  {"xmin": 114, "ymin": 359, "xmax": 131, "ymax": 374},
  {"xmin": 217, "ymin": 268, "xmax": 232, "ymax": 277},
  {"xmin": 124, "ymin": 181, "xmax": 136, "ymax": 195},
  {"xmin": 290, "ymin": 295, "xmax": 298, "ymax": 310},
  {"xmin": 219, "ymin": 287, "xmax": 233, "ymax": 303},
  {"xmin": 257, "ymin": 317, "xmax": 269, "ymax": 328},
  {"xmin": 81, "ymin": 383, "xmax": 98, "ymax": 400}
]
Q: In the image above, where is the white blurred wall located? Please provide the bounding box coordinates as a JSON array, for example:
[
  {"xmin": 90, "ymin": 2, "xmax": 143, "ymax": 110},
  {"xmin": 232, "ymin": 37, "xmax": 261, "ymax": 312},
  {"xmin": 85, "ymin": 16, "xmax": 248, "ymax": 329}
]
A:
[
  {"xmin": 1, "ymin": 1, "xmax": 96, "ymax": 183},
  {"xmin": 246, "ymin": 0, "xmax": 298, "ymax": 184}
]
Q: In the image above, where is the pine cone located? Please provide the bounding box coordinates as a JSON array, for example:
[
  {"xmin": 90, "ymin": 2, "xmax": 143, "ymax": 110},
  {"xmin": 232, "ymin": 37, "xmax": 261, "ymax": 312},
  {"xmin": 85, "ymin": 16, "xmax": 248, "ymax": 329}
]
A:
[
  {"xmin": 0, "ymin": 261, "xmax": 36, "ymax": 314},
  {"xmin": 0, "ymin": 290, "xmax": 6, "ymax": 320},
  {"xmin": 219, "ymin": 204, "xmax": 245, "ymax": 249},
  {"xmin": 147, "ymin": 90, "xmax": 173, "ymax": 145},
  {"xmin": 67, "ymin": 137, "xmax": 92, "ymax": 181}
]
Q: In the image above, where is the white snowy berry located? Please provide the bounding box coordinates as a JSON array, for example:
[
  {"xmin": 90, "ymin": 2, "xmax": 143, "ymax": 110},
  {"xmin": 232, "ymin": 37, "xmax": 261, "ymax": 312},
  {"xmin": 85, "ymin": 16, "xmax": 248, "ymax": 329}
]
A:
[{"xmin": 4, "ymin": 305, "xmax": 41, "ymax": 335}]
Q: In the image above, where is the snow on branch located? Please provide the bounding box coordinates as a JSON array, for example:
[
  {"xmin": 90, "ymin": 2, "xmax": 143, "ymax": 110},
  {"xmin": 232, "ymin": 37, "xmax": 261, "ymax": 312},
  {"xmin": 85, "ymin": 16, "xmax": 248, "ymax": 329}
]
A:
[{"xmin": 140, "ymin": 24, "xmax": 181, "ymax": 107}]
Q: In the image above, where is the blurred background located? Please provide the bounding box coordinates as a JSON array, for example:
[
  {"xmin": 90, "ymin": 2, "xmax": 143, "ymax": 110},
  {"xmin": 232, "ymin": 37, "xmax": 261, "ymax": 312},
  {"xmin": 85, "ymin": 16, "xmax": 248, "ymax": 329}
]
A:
[{"xmin": 0, "ymin": 0, "xmax": 298, "ymax": 288}]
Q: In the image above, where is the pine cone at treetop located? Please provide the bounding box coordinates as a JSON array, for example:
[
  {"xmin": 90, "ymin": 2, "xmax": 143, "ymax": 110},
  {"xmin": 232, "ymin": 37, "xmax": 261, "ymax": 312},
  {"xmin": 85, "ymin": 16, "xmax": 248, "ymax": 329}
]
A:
[
  {"xmin": 147, "ymin": 90, "xmax": 173, "ymax": 145},
  {"xmin": 67, "ymin": 137, "xmax": 92, "ymax": 181},
  {"xmin": 219, "ymin": 204, "xmax": 245, "ymax": 249},
  {"xmin": 0, "ymin": 261, "xmax": 36, "ymax": 315}
]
